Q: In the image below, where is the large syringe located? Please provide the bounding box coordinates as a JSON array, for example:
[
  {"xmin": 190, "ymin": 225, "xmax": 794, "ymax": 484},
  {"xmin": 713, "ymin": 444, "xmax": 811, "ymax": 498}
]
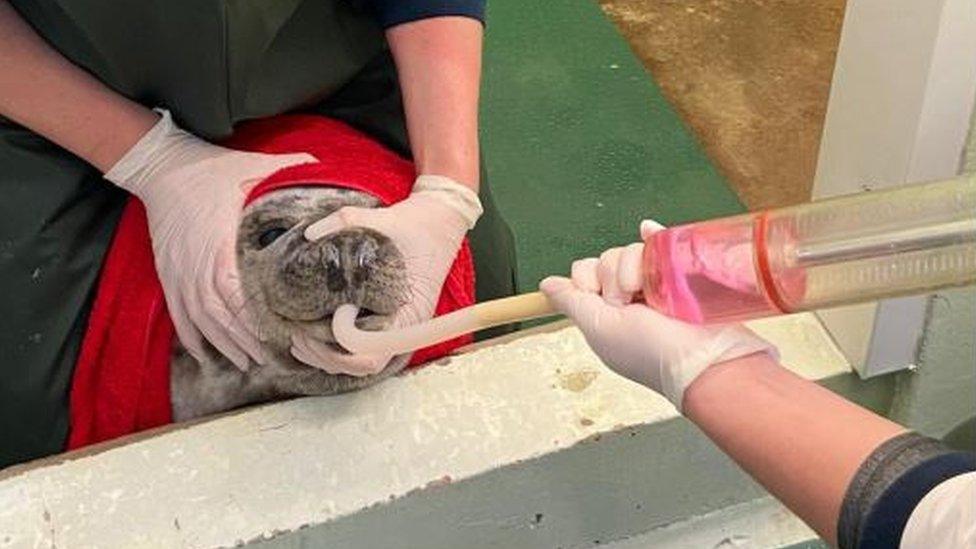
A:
[{"xmin": 332, "ymin": 174, "xmax": 976, "ymax": 356}]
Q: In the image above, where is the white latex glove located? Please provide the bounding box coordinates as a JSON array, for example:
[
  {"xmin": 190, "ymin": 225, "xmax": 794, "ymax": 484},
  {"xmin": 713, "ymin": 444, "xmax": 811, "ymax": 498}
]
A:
[
  {"xmin": 292, "ymin": 174, "xmax": 482, "ymax": 376},
  {"xmin": 539, "ymin": 220, "xmax": 777, "ymax": 411},
  {"xmin": 104, "ymin": 110, "xmax": 314, "ymax": 370}
]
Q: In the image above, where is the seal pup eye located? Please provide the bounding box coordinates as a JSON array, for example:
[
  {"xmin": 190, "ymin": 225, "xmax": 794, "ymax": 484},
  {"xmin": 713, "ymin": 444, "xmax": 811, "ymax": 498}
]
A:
[{"xmin": 257, "ymin": 227, "xmax": 288, "ymax": 249}]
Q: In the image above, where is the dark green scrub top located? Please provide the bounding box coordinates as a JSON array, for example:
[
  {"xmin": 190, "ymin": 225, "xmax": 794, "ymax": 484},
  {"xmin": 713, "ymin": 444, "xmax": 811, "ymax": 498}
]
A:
[{"xmin": 0, "ymin": 0, "xmax": 516, "ymax": 469}]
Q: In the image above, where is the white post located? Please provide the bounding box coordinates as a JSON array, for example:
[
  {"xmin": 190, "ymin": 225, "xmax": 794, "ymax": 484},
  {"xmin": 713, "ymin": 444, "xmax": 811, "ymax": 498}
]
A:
[{"xmin": 812, "ymin": 0, "xmax": 976, "ymax": 377}]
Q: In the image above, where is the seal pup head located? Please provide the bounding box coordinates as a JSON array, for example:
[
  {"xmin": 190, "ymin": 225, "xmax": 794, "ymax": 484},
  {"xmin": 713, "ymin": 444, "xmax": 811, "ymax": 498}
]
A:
[{"xmin": 236, "ymin": 186, "xmax": 409, "ymax": 373}]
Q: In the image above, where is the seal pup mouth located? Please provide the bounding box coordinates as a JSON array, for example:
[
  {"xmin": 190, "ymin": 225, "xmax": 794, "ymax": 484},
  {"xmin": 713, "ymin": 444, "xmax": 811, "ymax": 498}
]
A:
[
  {"xmin": 297, "ymin": 306, "xmax": 384, "ymax": 356},
  {"xmin": 325, "ymin": 307, "xmax": 382, "ymax": 355}
]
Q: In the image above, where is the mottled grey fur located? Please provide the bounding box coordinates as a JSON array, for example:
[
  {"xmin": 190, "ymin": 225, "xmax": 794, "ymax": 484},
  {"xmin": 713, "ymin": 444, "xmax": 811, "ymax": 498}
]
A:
[{"xmin": 170, "ymin": 187, "xmax": 410, "ymax": 421}]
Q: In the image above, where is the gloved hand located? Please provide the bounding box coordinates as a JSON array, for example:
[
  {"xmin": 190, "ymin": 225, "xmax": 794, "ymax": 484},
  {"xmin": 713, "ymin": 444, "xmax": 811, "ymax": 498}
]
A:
[
  {"xmin": 105, "ymin": 110, "xmax": 314, "ymax": 370},
  {"xmin": 291, "ymin": 174, "xmax": 482, "ymax": 376},
  {"xmin": 539, "ymin": 220, "xmax": 777, "ymax": 411}
]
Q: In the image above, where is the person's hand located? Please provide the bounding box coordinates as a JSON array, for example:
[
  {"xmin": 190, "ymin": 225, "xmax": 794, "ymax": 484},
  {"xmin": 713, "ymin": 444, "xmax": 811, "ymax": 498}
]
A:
[
  {"xmin": 104, "ymin": 110, "xmax": 314, "ymax": 370},
  {"xmin": 291, "ymin": 174, "xmax": 482, "ymax": 376},
  {"xmin": 539, "ymin": 220, "xmax": 777, "ymax": 411}
]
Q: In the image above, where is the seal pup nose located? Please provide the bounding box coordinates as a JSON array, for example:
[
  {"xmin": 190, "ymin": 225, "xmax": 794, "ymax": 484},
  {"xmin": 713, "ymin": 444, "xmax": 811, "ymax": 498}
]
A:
[{"xmin": 317, "ymin": 229, "xmax": 386, "ymax": 292}]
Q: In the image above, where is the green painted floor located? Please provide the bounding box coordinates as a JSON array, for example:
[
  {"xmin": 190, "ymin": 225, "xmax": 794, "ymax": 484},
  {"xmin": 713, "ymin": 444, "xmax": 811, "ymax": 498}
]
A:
[{"xmin": 480, "ymin": 0, "xmax": 744, "ymax": 292}]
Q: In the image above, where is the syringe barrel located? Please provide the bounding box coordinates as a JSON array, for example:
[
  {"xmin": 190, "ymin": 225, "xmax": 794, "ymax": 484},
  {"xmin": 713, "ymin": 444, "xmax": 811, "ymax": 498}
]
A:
[{"xmin": 642, "ymin": 175, "xmax": 976, "ymax": 324}]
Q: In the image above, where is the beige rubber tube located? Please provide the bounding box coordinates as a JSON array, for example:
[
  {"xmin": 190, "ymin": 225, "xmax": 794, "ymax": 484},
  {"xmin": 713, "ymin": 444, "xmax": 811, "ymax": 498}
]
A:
[{"xmin": 332, "ymin": 292, "xmax": 557, "ymax": 356}]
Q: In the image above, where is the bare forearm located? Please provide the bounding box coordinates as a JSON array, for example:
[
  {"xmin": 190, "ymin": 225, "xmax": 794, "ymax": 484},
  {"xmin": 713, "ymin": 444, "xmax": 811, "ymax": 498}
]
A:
[
  {"xmin": 0, "ymin": 1, "xmax": 156, "ymax": 172},
  {"xmin": 683, "ymin": 353, "xmax": 906, "ymax": 546},
  {"xmin": 387, "ymin": 17, "xmax": 482, "ymax": 190}
]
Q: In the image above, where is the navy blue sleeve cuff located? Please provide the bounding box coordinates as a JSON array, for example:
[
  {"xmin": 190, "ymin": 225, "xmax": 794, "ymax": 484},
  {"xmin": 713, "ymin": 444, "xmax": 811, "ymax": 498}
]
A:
[
  {"xmin": 838, "ymin": 432, "xmax": 976, "ymax": 549},
  {"xmin": 353, "ymin": 0, "xmax": 485, "ymax": 28}
]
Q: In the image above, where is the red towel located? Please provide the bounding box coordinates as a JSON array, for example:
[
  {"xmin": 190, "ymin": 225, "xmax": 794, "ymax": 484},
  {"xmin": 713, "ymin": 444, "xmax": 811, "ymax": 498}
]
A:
[{"xmin": 67, "ymin": 115, "xmax": 475, "ymax": 449}]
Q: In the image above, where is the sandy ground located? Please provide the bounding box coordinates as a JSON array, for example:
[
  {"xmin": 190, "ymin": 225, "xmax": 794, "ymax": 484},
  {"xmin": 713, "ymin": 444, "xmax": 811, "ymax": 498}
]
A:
[{"xmin": 599, "ymin": 0, "xmax": 847, "ymax": 209}]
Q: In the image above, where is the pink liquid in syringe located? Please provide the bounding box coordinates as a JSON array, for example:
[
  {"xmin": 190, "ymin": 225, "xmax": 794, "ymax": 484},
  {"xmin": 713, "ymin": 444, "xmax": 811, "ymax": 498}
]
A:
[{"xmin": 642, "ymin": 221, "xmax": 780, "ymax": 324}]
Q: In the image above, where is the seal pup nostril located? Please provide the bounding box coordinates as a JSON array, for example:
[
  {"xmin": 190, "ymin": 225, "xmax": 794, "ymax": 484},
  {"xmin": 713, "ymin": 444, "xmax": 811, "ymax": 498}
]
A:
[
  {"xmin": 355, "ymin": 237, "xmax": 379, "ymax": 270},
  {"xmin": 322, "ymin": 242, "xmax": 346, "ymax": 292}
]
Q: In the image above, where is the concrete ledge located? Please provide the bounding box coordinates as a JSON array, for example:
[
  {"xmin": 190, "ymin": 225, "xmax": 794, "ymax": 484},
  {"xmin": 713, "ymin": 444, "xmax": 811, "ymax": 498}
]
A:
[{"xmin": 0, "ymin": 313, "xmax": 883, "ymax": 548}]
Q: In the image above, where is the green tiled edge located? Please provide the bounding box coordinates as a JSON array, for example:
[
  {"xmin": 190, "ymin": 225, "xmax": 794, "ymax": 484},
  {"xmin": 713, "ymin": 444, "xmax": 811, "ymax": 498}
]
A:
[
  {"xmin": 480, "ymin": 0, "xmax": 744, "ymax": 291},
  {"xmin": 781, "ymin": 540, "xmax": 830, "ymax": 549}
]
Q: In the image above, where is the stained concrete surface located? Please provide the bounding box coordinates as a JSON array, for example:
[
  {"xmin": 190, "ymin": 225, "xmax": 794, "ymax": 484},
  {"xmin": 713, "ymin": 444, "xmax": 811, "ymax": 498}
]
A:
[{"xmin": 599, "ymin": 0, "xmax": 847, "ymax": 210}]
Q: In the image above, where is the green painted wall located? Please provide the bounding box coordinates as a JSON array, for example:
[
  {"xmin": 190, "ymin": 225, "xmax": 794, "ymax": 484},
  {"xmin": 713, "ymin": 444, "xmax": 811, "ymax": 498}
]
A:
[{"xmin": 887, "ymin": 286, "xmax": 975, "ymax": 447}]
